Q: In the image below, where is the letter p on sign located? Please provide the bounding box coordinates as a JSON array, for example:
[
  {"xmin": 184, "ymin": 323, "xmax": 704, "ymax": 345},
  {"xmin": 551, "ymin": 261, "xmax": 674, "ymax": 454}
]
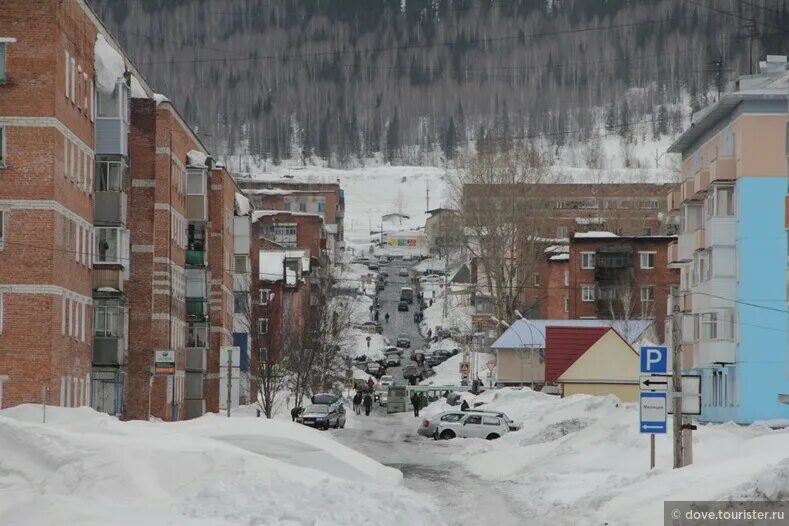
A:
[{"xmin": 640, "ymin": 346, "xmax": 668, "ymax": 374}]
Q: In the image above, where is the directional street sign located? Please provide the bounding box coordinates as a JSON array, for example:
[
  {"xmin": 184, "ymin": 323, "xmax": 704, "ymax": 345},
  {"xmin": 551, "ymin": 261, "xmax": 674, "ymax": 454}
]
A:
[
  {"xmin": 640, "ymin": 346, "xmax": 668, "ymax": 374},
  {"xmin": 639, "ymin": 374, "xmax": 670, "ymax": 391},
  {"xmin": 639, "ymin": 392, "xmax": 667, "ymax": 434},
  {"xmin": 667, "ymin": 374, "xmax": 702, "ymax": 416}
]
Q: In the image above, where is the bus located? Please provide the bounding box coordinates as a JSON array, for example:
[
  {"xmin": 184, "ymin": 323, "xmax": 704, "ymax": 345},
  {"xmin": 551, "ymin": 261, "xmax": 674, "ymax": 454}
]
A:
[{"xmin": 400, "ymin": 287, "xmax": 414, "ymax": 304}]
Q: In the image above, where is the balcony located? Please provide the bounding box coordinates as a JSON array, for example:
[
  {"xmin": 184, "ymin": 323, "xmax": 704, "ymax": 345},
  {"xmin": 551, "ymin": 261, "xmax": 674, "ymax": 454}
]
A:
[
  {"xmin": 186, "ymin": 298, "xmax": 208, "ymax": 318},
  {"xmin": 93, "ymin": 267, "xmax": 124, "ymax": 292},
  {"xmin": 694, "ymin": 227, "xmax": 706, "ymax": 251},
  {"xmin": 693, "ymin": 169, "xmax": 710, "ymax": 196},
  {"xmin": 186, "ymin": 249, "xmax": 206, "ymax": 266},
  {"xmin": 667, "ymin": 187, "xmax": 682, "ymax": 211},
  {"xmin": 186, "ymin": 347, "xmax": 207, "ymax": 372},
  {"xmin": 681, "ymin": 178, "xmax": 696, "ymax": 202},
  {"xmin": 95, "ymin": 119, "xmax": 129, "ymax": 157},
  {"xmin": 681, "ymin": 292, "xmax": 693, "ymax": 312},
  {"xmin": 668, "ymin": 242, "xmax": 679, "ymax": 265},
  {"xmin": 95, "ymin": 191, "xmax": 127, "ymax": 225},
  {"xmin": 710, "ymin": 157, "xmax": 736, "ymax": 183},
  {"xmin": 93, "ymin": 336, "xmax": 124, "ymax": 365}
]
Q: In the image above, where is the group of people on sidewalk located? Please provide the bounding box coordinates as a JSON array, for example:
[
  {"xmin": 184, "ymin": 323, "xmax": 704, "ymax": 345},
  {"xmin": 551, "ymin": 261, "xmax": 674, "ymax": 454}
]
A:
[{"xmin": 352, "ymin": 389, "xmax": 373, "ymax": 416}]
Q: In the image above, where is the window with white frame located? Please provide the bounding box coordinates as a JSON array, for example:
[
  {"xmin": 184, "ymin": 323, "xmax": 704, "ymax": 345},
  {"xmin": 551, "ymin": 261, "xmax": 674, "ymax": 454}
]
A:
[
  {"xmin": 187, "ymin": 324, "xmax": 208, "ymax": 347},
  {"xmin": 186, "ymin": 269, "xmax": 206, "ymax": 298},
  {"xmin": 639, "ymin": 251, "xmax": 656, "ymax": 270},
  {"xmin": 259, "ymin": 288, "xmax": 270, "ymax": 305},
  {"xmin": 94, "ymin": 227, "xmax": 122, "ymax": 264},
  {"xmin": 640, "ymin": 286, "xmax": 655, "ymax": 303},
  {"xmin": 557, "ymin": 226, "xmax": 568, "ymax": 238},
  {"xmin": 187, "ymin": 169, "xmax": 205, "ymax": 195},
  {"xmin": 95, "ymin": 159, "xmax": 127, "ymax": 191},
  {"xmin": 581, "ymin": 252, "xmax": 595, "ymax": 269},
  {"xmin": 0, "ymin": 126, "xmax": 5, "ymax": 167},
  {"xmin": 563, "ymin": 270, "xmax": 569, "ymax": 287},
  {"xmin": 0, "ymin": 42, "xmax": 7, "ymax": 84},
  {"xmin": 97, "ymin": 86, "xmax": 120, "ymax": 118},
  {"xmin": 563, "ymin": 296, "xmax": 569, "ymax": 313},
  {"xmin": 258, "ymin": 318, "xmax": 269, "ymax": 334},
  {"xmin": 64, "ymin": 50, "xmax": 70, "ymax": 98},
  {"xmin": 581, "ymin": 284, "xmax": 595, "ymax": 302},
  {"xmin": 533, "ymin": 273, "xmax": 540, "ymax": 287},
  {"xmin": 702, "ymin": 312, "xmax": 718, "ymax": 340},
  {"xmin": 94, "ymin": 301, "xmax": 123, "ymax": 338}
]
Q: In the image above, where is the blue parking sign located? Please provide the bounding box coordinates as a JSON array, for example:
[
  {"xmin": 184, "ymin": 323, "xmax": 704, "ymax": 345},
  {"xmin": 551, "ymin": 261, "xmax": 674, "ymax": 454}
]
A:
[{"xmin": 640, "ymin": 346, "xmax": 668, "ymax": 374}]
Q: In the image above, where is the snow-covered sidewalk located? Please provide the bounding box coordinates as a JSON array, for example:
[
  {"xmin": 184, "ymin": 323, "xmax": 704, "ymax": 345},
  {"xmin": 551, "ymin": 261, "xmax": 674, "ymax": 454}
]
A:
[{"xmin": 0, "ymin": 405, "xmax": 443, "ymax": 525}]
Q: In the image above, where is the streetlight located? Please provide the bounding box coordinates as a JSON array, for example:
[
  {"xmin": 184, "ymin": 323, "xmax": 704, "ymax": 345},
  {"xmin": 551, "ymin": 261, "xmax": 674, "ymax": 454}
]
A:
[{"xmin": 513, "ymin": 311, "xmax": 545, "ymax": 390}]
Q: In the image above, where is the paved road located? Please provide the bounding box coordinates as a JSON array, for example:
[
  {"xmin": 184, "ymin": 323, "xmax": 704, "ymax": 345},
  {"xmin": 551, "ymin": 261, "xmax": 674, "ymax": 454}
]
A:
[{"xmin": 374, "ymin": 259, "xmax": 426, "ymax": 387}]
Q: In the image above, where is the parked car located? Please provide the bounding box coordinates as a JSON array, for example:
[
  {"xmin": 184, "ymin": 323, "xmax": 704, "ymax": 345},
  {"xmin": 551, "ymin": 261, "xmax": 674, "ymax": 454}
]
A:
[
  {"xmin": 418, "ymin": 410, "xmax": 467, "ymax": 437},
  {"xmin": 383, "ymin": 346, "xmax": 403, "ymax": 356},
  {"xmin": 297, "ymin": 404, "xmax": 346, "ymax": 430},
  {"xmin": 361, "ymin": 321, "xmax": 383, "ymax": 334},
  {"xmin": 398, "ymin": 268, "xmax": 409, "ymax": 277},
  {"xmin": 354, "ymin": 354, "xmax": 367, "ymax": 363},
  {"xmin": 465, "ymin": 409, "xmax": 522, "ymax": 431},
  {"xmin": 434, "ymin": 412, "xmax": 509, "ymax": 440},
  {"xmin": 380, "ymin": 271, "xmax": 389, "ymax": 278},
  {"xmin": 374, "ymin": 375, "xmax": 395, "ymax": 403},
  {"xmin": 427, "ymin": 353, "xmax": 448, "ymax": 366},
  {"xmin": 378, "ymin": 256, "xmax": 390, "ymax": 264},
  {"xmin": 396, "ymin": 334, "xmax": 411, "ymax": 348},
  {"xmin": 385, "ymin": 352, "xmax": 401, "ymax": 366},
  {"xmin": 376, "ymin": 282, "xmax": 386, "ymax": 291},
  {"xmin": 365, "ymin": 361, "xmax": 382, "ymax": 376},
  {"xmin": 311, "ymin": 393, "xmax": 341, "ymax": 409},
  {"xmin": 368, "ymin": 262, "xmax": 380, "ymax": 270},
  {"xmin": 398, "ymin": 301, "xmax": 409, "ymax": 312},
  {"xmin": 434, "ymin": 349, "xmax": 453, "ymax": 360}
]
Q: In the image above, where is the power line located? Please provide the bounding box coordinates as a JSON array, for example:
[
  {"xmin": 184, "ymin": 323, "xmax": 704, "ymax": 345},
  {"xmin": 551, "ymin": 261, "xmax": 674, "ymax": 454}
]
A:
[{"xmin": 685, "ymin": 0, "xmax": 789, "ymax": 35}]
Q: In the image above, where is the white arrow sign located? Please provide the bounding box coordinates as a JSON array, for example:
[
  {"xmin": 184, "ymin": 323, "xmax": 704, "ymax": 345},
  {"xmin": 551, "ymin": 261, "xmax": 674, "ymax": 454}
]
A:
[{"xmin": 639, "ymin": 374, "xmax": 670, "ymax": 391}]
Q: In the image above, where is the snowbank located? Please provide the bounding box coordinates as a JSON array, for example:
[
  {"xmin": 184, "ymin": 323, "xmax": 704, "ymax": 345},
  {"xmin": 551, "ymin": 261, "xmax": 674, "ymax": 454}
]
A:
[
  {"xmin": 234, "ymin": 192, "xmax": 251, "ymax": 216},
  {"xmin": 0, "ymin": 405, "xmax": 443, "ymax": 525},
  {"xmin": 94, "ymin": 34, "xmax": 125, "ymax": 95},
  {"xmin": 416, "ymin": 389, "xmax": 789, "ymax": 526},
  {"xmin": 129, "ymin": 75, "xmax": 148, "ymax": 99}
]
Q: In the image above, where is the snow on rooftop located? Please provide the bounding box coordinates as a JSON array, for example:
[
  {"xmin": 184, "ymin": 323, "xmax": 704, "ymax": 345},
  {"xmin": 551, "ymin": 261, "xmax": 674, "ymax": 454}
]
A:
[
  {"xmin": 574, "ymin": 231, "xmax": 619, "ymax": 238},
  {"xmin": 544, "ymin": 244, "xmax": 569, "ymax": 254},
  {"xmin": 235, "ymin": 193, "xmax": 251, "ymax": 216},
  {"xmin": 259, "ymin": 249, "xmax": 310, "ymax": 281},
  {"xmin": 491, "ymin": 319, "xmax": 653, "ymax": 349},
  {"xmin": 129, "ymin": 75, "xmax": 147, "ymax": 99},
  {"xmin": 252, "ymin": 210, "xmax": 321, "ymax": 221},
  {"xmin": 245, "ymin": 188, "xmax": 295, "ymax": 196},
  {"xmin": 549, "ymin": 253, "xmax": 570, "ymax": 261},
  {"xmin": 153, "ymin": 93, "xmax": 170, "ymax": 105},
  {"xmin": 575, "ymin": 217, "xmax": 606, "ymax": 225},
  {"xmin": 94, "ymin": 34, "xmax": 126, "ymax": 95},
  {"xmin": 187, "ymin": 150, "xmax": 208, "ymax": 168}
]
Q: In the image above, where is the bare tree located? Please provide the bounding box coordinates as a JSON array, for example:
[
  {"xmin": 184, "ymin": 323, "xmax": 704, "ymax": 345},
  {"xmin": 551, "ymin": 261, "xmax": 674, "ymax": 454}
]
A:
[{"xmin": 453, "ymin": 145, "xmax": 555, "ymax": 322}]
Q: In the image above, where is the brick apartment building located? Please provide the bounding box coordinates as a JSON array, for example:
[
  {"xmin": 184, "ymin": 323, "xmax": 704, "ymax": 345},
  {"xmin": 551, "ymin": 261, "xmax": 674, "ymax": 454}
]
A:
[
  {"xmin": 0, "ymin": 0, "xmax": 152, "ymax": 408},
  {"xmin": 463, "ymin": 183, "xmax": 675, "ymax": 238},
  {"xmin": 566, "ymin": 233, "xmax": 678, "ymax": 338},
  {"xmin": 237, "ymin": 178, "xmax": 345, "ymax": 262},
  {"xmin": 254, "ymin": 210, "xmax": 324, "ymax": 263},
  {"xmin": 0, "ymin": 0, "xmax": 245, "ymax": 417}
]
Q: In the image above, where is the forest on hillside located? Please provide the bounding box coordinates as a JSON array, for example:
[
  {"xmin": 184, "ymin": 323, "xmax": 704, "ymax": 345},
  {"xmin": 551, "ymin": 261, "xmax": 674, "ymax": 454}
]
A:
[{"xmin": 88, "ymin": 0, "xmax": 789, "ymax": 166}]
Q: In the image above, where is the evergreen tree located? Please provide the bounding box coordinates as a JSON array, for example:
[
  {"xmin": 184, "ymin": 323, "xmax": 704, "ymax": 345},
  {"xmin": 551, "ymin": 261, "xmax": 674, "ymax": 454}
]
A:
[
  {"xmin": 385, "ymin": 108, "xmax": 401, "ymax": 164},
  {"xmin": 442, "ymin": 117, "xmax": 458, "ymax": 160}
]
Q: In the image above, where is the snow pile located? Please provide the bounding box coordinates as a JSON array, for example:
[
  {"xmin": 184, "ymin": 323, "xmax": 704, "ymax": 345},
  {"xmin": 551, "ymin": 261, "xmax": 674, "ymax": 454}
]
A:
[
  {"xmin": 418, "ymin": 389, "xmax": 789, "ymax": 526},
  {"xmin": 0, "ymin": 405, "xmax": 443, "ymax": 525},
  {"xmin": 574, "ymin": 231, "xmax": 619, "ymax": 238},
  {"xmin": 187, "ymin": 150, "xmax": 208, "ymax": 168},
  {"xmin": 94, "ymin": 34, "xmax": 125, "ymax": 95},
  {"xmin": 419, "ymin": 346, "xmax": 495, "ymax": 387},
  {"xmin": 419, "ymin": 283, "xmax": 474, "ymax": 336},
  {"xmin": 129, "ymin": 76, "xmax": 147, "ymax": 99},
  {"xmin": 234, "ymin": 192, "xmax": 251, "ymax": 216},
  {"xmin": 153, "ymin": 93, "xmax": 170, "ymax": 105}
]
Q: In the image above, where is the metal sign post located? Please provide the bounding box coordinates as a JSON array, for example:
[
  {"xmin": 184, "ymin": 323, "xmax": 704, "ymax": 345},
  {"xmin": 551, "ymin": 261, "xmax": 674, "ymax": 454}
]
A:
[
  {"xmin": 226, "ymin": 350, "xmax": 232, "ymax": 418},
  {"xmin": 640, "ymin": 346, "xmax": 669, "ymax": 469}
]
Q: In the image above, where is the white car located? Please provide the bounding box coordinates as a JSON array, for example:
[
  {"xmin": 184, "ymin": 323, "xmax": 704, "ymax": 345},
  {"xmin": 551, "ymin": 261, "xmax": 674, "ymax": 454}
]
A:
[{"xmin": 435, "ymin": 413, "xmax": 510, "ymax": 440}]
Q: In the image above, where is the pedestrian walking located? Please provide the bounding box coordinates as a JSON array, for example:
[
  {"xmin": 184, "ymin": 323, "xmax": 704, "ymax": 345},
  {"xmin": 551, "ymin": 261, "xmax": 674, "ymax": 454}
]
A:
[
  {"xmin": 460, "ymin": 399, "xmax": 470, "ymax": 411},
  {"xmin": 367, "ymin": 376, "xmax": 375, "ymax": 391},
  {"xmin": 385, "ymin": 312, "xmax": 390, "ymax": 324},
  {"xmin": 374, "ymin": 310, "xmax": 379, "ymax": 322},
  {"xmin": 411, "ymin": 392, "xmax": 421, "ymax": 417},
  {"xmin": 291, "ymin": 406, "xmax": 303, "ymax": 422},
  {"xmin": 353, "ymin": 391, "xmax": 363, "ymax": 415},
  {"xmin": 427, "ymin": 328, "xmax": 432, "ymax": 339},
  {"xmin": 429, "ymin": 299, "xmax": 433, "ymax": 307},
  {"xmin": 363, "ymin": 393, "xmax": 373, "ymax": 416}
]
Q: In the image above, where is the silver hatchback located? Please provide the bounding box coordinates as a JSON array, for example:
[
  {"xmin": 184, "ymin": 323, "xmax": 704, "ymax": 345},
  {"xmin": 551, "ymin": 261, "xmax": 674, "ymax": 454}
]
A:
[
  {"xmin": 417, "ymin": 410, "xmax": 466, "ymax": 437},
  {"xmin": 435, "ymin": 413, "xmax": 509, "ymax": 440}
]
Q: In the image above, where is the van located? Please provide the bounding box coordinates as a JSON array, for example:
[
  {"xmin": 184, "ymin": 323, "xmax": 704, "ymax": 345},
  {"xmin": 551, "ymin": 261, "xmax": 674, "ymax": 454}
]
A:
[{"xmin": 400, "ymin": 287, "xmax": 414, "ymax": 304}]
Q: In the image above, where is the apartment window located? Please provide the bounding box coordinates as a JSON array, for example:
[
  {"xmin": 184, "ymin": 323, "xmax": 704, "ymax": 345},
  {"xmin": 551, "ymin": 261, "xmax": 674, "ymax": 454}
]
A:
[
  {"xmin": 94, "ymin": 301, "xmax": 122, "ymax": 338},
  {"xmin": 299, "ymin": 202, "xmax": 307, "ymax": 213},
  {"xmin": 0, "ymin": 209, "xmax": 5, "ymax": 250},
  {"xmin": 95, "ymin": 227, "xmax": 121, "ymax": 264},
  {"xmin": 70, "ymin": 56, "xmax": 76, "ymax": 103},
  {"xmin": 640, "ymin": 286, "xmax": 655, "ymax": 303},
  {"xmin": 317, "ymin": 201, "xmax": 326, "ymax": 213},
  {"xmin": 639, "ymin": 252, "xmax": 656, "ymax": 270},
  {"xmin": 97, "ymin": 87, "xmax": 120, "ymax": 118},
  {"xmin": 0, "ymin": 126, "xmax": 5, "ymax": 168},
  {"xmin": 715, "ymin": 186, "xmax": 735, "ymax": 217},
  {"xmin": 563, "ymin": 270, "xmax": 569, "ymax": 287},
  {"xmin": 187, "ymin": 324, "xmax": 208, "ymax": 347},
  {"xmin": 533, "ymin": 273, "xmax": 540, "ymax": 287},
  {"xmin": 581, "ymin": 252, "xmax": 595, "ymax": 269},
  {"xmin": 64, "ymin": 50, "xmax": 70, "ymax": 98},
  {"xmin": 258, "ymin": 318, "xmax": 269, "ymax": 334},
  {"xmin": 187, "ymin": 170, "xmax": 205, "ymax": 194},
  {"xmin": 557, "ymin": 226, "xmax": 568, "ymax": 238},
  {"xmin": 581, "ymin": 285, "xmax": 595, "ymax": 302},
  {"xmin": 95, "ymin": 160, "xmax": 127, "ymax": 191},
  {"xmin": 186, "ymin": 269, "xmax": 206, "ymax": 298},
  {"xmin": 563, "ymin": 296, "xmax": 569, "ymax": 313},
  {"xmin": 640, "ymin": 200, "xmax": 660, "ymax": 210},
  {"xmin": 0, "ymin": 42, "xmax": 7, "ymax": 84},
  {"xmin": 284, "ymin": 201, "xmax": 292, "ymax": 211},
  {"xmin": 259, "ymin": 288, "xmax": 270, "ymax": 305},
  {"xmin": 703, "ymin": 313, "xmax": 718, "ymax": 340},
  {"xmin": 233, "ymin": 291, "xmax": 248, "ymax": 314},
  {"xmin": 693, "ymin": 314, "xmax": 700, "ymax": 341},
  {"xmin": 642, "ymin": 227, "xmax": 652, "ymax": 236},
  {"xmin": 234, "ymin": 255, "xmax": 248, "ymax": 274},
  {"xmin": 582, "ymin": 198, "xmax": 599, "ymax": 209}
]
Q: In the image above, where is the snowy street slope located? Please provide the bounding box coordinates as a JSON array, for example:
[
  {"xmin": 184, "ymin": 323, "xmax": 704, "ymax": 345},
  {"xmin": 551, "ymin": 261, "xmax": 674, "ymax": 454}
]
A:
[
  {"xmin": 0, "ymin": 405, "xmax": 444, "ymax": 526},
  {"xmin": 419, "ymin": 389, "xmax": 789, "ymax": 526}
]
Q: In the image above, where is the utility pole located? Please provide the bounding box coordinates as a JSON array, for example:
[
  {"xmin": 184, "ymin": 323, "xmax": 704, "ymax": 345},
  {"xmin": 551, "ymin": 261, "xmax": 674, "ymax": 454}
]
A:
[
  {"xmin": 426, "ymin": 179, "xmax": 430, "ymax": 213},
  {"xmin": 671, "ymin": 287, "xmax": 683, "ymax": 469}
]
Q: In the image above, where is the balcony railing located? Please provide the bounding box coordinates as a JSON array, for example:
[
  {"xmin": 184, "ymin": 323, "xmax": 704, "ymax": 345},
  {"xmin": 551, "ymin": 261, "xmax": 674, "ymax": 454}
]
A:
[
  {"xmin": 681, "ymin": 292, "xmax": 693, "ymax": 312},
  {"xmin": 186, "ymin": 298, "xmax": 208, "ymax": 317},
  {"xmin": 710, "ymin": 157, "xmax": 736, "ymax": 183},
  {"xmin": 668, "ymin": 242, "xmax": 679, "ymax": 265},
  {"xmin": 681, "ymin": 178, "xmax": 695, "ymax": 202},
  {"xmin": 93, "ymin": 336, "xmax": 124, "ymax": 365},
  {"xmin": 93, "ymin": 267, "xmax": 124, "ymax": 292},
  {"xmin": 667, "ymin": 187, "xmax": 682, "ymax": 211},
  {"xmin": 694, "ymin": 227, "xmax": 706, "ymax": 251},
  {"xmin": 186, "ymin": 249, "xmax": 206, "ymax": 266},
  {"xmin": 694, "ymin": 169, "xmax": 710, "ymax": 196}
]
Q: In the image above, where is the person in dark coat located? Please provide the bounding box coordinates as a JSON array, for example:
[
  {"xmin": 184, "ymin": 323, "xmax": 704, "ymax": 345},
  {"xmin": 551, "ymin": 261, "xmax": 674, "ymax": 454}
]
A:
[
  {"xmin": 363, "ymin": 393, "xmax": 373, "ymax": 416},
  {"xmin": 367, "ymin": 376, "xmax": 375, "ymax": 391},
  {"xmin": 460, "ymin": 399, "xmax": 470, "ymax": 411},
  {"xmin": 291, "ymin": 406, "xmax": 303, "ymax": 422},
  {"xmin": 411, "ymin": 392, "xmax": 421, "ymax": 417},
  {"xmin": 353, "ymin": 391, "xmax": 363, "ymax": 415}
]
